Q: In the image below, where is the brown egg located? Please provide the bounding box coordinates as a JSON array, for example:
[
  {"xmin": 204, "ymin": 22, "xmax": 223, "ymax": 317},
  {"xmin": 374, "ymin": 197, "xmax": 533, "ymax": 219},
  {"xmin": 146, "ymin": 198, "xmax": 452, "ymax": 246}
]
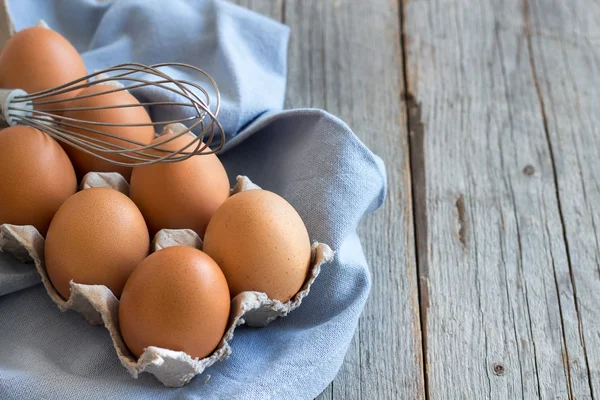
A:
[
  {"xmin": 61, "ymin": 85, "xmax": 155, "ymax": 180},
  {"xmin": 203, "ymin": 190, "xmax": 312, "ymax": 302},
  {"xmin": 45, "ymin": 187, "xmax": 150, "ymax": 299},
  {"xmin": 0, "ymin": 26, "xmax": 87, "ymax": 110},
  {"xmin": 0, "ymin": 126, "xmax": 76, "ymax": 235},
  {"xmin": 129, "ymin": 132, "xmax": 230, "ymax": 238},
  {"xmin": 119, "ymin": 246, "xmax": 230, "ymax": 359}
]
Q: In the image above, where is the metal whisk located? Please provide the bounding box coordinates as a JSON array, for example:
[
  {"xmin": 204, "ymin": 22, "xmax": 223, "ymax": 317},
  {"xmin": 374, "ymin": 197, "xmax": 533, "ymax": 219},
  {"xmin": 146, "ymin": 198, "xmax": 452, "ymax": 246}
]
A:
[{"xmin": 0, "ymin": 62, "xmax": 225, "ymax": 166}]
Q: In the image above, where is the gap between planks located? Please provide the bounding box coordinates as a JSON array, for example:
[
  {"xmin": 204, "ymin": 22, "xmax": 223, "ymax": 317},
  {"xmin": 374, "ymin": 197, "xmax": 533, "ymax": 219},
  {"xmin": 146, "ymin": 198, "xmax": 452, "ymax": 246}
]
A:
[{"xmin": 400, "ymin": 3, "xmax": 431, "ymax": 398}]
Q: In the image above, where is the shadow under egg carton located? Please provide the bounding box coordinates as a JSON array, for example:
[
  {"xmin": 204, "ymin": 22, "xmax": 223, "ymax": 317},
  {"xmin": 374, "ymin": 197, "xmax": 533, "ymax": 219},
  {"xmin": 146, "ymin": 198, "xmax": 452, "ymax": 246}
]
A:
[{"xmin": 0, "ymin": 173, "xmax": 333, "ymax": 387}]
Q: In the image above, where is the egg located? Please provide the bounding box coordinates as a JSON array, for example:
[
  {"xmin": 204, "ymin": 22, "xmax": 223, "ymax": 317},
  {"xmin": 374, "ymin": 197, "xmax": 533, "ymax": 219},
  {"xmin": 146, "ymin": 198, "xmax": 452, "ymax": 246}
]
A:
[
  {"xmin": 119, "ymin": 246, "xmax": 230, "ymax": 359},
  {"xmin": 0, "ymin": 26, "xmax": 87, "ymax": 110},
  {"xmin": 129, "ymin": 132, "xmax": 230, "ymax": 238},
  {"xmin": 61, "ymin": 85, "xmax": 156, "ymax": 180},
  {"xmin": 45, "ymin": 187, "xmax": 150, "ymax": 299},
  {"xmin": 203, "ymin": 189, "xmax": 311, "ymax": 302},
  {"xmin": 0, "ymin": 126, "xmax": 76, "ymax": 235}
]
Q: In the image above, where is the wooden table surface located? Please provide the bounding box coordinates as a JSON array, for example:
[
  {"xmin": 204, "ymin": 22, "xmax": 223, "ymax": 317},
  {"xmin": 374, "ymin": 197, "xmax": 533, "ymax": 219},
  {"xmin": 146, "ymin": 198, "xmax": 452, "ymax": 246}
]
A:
[
  {"xmin": 2, "ymin": 0, "xmax": 598, "ymax": 398},
  {"xmin": 233, "ymin": 0, "xmax": 600, "ymax": 398}
]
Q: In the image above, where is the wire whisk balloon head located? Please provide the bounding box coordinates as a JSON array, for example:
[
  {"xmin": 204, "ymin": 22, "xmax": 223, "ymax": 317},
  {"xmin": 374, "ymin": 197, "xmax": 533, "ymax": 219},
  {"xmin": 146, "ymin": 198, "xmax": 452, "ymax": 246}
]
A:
[{"xmin": 0, "ymin": 62, "xmax": 225, "ymax": 167}]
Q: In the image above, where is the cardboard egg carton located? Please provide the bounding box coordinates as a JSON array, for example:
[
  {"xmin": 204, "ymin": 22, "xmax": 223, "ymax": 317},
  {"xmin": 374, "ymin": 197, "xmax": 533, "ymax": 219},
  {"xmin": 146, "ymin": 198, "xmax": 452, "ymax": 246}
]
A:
[{"xmin": 0, "ymin": 174, "xmax": 333, "ymax": 387}]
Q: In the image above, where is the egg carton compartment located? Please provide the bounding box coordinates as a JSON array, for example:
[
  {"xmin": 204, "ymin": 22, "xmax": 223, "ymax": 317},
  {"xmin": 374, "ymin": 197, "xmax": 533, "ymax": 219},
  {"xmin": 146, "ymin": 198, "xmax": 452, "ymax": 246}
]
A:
[{"xmin": 0, "ymin": 174, "xmax": 333, "ymax": 387}]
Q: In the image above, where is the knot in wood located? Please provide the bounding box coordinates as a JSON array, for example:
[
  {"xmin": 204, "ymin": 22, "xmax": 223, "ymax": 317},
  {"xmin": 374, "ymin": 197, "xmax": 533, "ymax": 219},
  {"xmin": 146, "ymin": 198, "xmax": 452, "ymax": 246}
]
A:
[
  {"xmin": 492, "ymin": 362, "xmax": 505, "ymax": 376},
  {"xmin": 523, "ymin": 165, "xmax": 535, "ymax": 176}
]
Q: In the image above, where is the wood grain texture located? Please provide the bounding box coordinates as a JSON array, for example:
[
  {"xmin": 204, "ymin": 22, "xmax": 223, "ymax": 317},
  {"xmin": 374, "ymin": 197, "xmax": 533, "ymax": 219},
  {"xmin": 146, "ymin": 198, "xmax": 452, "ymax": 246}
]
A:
[
  {"xmin": 232, "ymin": 0, "xmax": 283, "ymax": 21},
  {"xmin": 282, "ymin": 1, "xmax": 424, "ymax": 398},
  {"xmin": 403, "ymin": 0, "xmax": 592, "ymax": 398},
  {"xmin": 527, "ymin": 0, "xmax": 600, "ymax": 396},
  {"xmin": 233, "ymin": 0, "xmax": 424, "ymax": 399}
]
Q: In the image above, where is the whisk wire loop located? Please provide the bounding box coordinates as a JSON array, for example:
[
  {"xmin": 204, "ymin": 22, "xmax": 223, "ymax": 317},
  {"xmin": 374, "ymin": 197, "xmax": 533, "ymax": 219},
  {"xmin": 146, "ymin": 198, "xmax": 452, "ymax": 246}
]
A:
[{"xmin": 0, "ymin": 62, "xmax": 224, "ymax": 166}]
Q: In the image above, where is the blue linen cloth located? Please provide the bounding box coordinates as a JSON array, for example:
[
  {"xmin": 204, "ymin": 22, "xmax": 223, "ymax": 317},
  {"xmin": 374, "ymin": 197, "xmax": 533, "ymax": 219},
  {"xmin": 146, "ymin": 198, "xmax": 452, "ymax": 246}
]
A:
[{"xmin": 0, "ymin": 1, "xmax": 387, "ymax": 399}]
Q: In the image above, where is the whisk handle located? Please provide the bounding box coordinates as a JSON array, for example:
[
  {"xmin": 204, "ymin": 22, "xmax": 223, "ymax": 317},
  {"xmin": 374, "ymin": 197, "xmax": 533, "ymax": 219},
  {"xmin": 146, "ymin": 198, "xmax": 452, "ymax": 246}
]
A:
[{"xmin": 0, "ymin": 89, "xmax": 32, "ymax": 127}]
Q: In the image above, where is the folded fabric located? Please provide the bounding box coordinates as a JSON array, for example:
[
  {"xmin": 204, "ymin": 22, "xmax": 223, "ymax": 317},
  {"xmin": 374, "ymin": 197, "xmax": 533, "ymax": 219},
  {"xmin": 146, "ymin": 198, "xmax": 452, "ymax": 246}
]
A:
[{"xmin": 0, "ymin": 1, "xmax": 387, "ymax": 399}]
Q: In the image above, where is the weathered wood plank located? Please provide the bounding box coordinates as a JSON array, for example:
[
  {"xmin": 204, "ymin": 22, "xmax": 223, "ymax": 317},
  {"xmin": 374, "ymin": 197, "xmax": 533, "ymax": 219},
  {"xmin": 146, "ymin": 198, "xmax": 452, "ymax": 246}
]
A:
[
  {"xmin": 282, "ymin": 1, "xmax": 423, "ymax": 399},
  {"xmin": 232, "ymin": 0, "xmax": 283, "ymax": 21},
  {"xmin": 527, "ymin": 0, "xmax": 600, "ymax": 396},
  {"xmin": 403, "ymin": 0, "xmax": 592, "ymax": 398}
]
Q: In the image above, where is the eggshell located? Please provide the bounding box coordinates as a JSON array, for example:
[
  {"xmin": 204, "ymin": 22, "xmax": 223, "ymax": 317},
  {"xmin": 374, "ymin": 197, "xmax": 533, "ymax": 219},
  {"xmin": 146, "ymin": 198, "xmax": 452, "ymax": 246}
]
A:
[
  {"xmin": 0, "ymin": 26, "xmax": 87, "ymax": 110},
  {"xmin": 203, "ymin": 189, "xmax": 312, "ymax": 302},
  {"xmin": 0, "ymin": 126, "xmax": 77, "ymax": 235},
  {"xmin": 119, "ymin": 246, "xmax": 231, "ymax": 359},
  {"xmin": 129, "ymin": 132, "xmax": 230, "ymax": 237},
  {"xmin": 61, "ymin": 85, "xmax": 156, "ymax": 180},
  {"xmin": 45, "ymin": 187, "xmax": 150, "ymax": 299}
]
